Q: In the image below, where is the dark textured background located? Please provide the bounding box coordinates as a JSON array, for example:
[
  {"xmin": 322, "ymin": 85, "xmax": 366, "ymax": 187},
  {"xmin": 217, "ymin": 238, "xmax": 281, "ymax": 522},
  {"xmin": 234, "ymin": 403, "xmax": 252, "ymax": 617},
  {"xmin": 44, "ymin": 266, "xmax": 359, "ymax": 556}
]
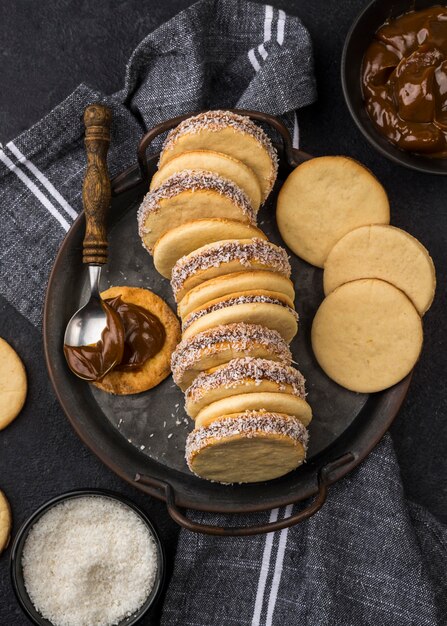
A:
[{"xmin": 0, "ymin": 1, "xmax": 446, "ymax": 624}]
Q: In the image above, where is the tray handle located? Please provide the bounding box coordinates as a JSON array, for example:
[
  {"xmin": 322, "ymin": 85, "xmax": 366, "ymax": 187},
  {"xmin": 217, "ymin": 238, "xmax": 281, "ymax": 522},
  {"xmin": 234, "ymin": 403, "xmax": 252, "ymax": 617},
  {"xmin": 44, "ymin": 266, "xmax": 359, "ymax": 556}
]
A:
[
  {"xmin": 135, "ymin": 453, "xmax": 354, "ymax": 537},
  {"xmin": 135, "ymin": 108, "xmax": 312, "ymax": 189}
]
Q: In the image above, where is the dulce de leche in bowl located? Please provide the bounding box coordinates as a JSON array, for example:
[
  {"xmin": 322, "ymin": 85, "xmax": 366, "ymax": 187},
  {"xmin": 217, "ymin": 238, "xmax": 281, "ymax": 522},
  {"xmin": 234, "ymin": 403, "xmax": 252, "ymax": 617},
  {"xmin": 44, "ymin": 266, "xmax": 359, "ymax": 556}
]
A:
[{"xmin": 362, "ymin": 6, "xmax": 447, "ymax": 157}]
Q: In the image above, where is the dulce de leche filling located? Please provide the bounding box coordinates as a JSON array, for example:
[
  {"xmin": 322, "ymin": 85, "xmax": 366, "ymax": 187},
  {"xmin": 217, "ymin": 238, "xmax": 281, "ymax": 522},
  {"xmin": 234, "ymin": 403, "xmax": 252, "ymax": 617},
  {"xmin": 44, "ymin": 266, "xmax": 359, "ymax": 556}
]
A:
[
  {"xmin": 64, "ymin": 296, "xmax": 165, "ymax": 381},
  {"xmin": 362, "ymin": 6, "xmax": 447, "ymax": 157}
]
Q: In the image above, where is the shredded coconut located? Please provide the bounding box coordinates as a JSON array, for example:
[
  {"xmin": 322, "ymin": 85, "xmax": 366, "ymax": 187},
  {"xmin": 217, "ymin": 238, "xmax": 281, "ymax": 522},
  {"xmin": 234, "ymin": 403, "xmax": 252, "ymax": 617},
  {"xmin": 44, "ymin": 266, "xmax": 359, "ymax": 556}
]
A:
[
  {"xmin": 185, "ymin": 412, "xmax": 308, "ymax": 471},
  {"xmin": 182, "ymin": 293, "xmax": 298, "ymax": 330},
  {"xmin": 171, "ymin": 238, "xmax": 291, "ymax": 298},
  {"xmin": 171, "ymin": 323, "xmax": 292, "ymax": 385},
  {"xmin": 137, "ymin": 170, "xmax": 256, "ymax": 246},
  {"xmin": 185, "ymin": 357, "xmax": 306, "ymax": 403},
  {"xmin": 22, "ymin": 496, "xmax": 158, "ymax": 626}
]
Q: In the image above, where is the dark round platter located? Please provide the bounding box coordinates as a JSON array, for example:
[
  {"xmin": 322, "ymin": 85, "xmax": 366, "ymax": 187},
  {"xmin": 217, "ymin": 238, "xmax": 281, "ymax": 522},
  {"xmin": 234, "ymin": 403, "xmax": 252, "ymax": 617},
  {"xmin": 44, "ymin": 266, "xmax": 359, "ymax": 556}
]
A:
[{"xmin": 43, "ymin": 110, "xmax": 411, "ymax": 535}]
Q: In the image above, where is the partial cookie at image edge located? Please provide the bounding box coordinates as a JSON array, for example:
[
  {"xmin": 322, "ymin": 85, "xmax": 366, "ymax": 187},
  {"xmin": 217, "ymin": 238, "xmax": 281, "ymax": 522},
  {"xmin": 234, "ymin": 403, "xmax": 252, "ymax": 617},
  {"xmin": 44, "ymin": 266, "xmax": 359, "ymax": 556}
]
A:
[
  {"xmin": 0, "ymin": 490, "xmax": 12, "ymax": 554},
  {"xmin": 0, "ymin": 337, "xmax": 27, "ymax": 431}
]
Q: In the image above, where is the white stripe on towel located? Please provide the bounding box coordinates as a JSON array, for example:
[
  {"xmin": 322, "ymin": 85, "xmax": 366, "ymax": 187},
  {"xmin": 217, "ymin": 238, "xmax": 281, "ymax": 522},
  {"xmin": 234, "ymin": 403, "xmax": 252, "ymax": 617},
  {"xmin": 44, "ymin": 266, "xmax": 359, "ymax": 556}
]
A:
[
  {"xmin": 251, "ymin": 507, "xmax": 280, "ymax": 626},
  {"xmin": 248, "ymin": 5, "xmax": 274, "ymax": 72},
  {"xmin": 265, "ymin": 504, "xmax": 294, "ymax": 626},
  {"xmin": 0, "ymin": 149, "xmax": 70, "ymax": 231},
  {"xmin": 248, "ymin": 48, "xmax": 261, "ymax": 72},
  {"xmin": 6, "ymin": 141, "xmax": 77, "ymax": 219},
  {"xmin": 277, "ymin": 9, "xmax": 286, "ymax": 45},
  {"xmin": 293, "ymin": 111, "xmax": 300, "ymax": 149},
  {"xmin": 264, "ymin": 5, "xmax": 273, "ymax": 41}
]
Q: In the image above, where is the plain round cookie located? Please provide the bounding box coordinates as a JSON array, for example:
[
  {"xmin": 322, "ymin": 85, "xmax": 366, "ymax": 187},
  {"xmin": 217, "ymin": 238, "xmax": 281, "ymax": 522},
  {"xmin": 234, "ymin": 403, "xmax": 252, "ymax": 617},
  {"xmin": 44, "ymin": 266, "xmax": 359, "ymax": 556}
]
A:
[
  {"xmin": 311, "ymin": 279, "xmax": 423, "ymax": 393},
  {"xmin": 93, "ymin": 286, "xmax": 181, "ymax": 395},
  {"xmin": 150, "ymin": 150, "xmax": 262, "ymax": 211},
  {"xmin": 323, "ymin": 225, "xmax": 436, "ymax": 315},
  {"xmin": 0, "ymin": 337, "xmax": 27, "ymax": 430},
  {"xmin": 0, "ymin": 490, "xmax": 12, "ymax": 554},
  {"xmin": 153, "ymin": 219, "xmax": 266, "ymax": 279},
  {"xmin": 276, "ymin": 156, "xmax": 390, "ymax": 268}
]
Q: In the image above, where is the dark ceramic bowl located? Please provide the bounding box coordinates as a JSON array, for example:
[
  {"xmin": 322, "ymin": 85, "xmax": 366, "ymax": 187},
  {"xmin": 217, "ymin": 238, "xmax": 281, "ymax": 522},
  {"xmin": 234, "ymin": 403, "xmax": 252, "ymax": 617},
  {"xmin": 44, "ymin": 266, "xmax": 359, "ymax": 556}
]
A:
[
  {"xmin": 341, "ymin": 0, "xmax": 447, "ymax": 174},
  {"xmin": 10, "ymin": 489, "xmax": 165, "ymax": 626}
]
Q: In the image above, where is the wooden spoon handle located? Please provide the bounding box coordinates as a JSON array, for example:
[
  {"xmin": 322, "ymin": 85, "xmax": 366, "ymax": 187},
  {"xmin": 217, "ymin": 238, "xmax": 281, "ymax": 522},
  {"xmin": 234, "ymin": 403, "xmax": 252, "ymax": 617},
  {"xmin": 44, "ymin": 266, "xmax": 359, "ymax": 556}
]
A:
[{"xmin": 82, "ymin": 104, "xmax": 112, "ymax": 265}]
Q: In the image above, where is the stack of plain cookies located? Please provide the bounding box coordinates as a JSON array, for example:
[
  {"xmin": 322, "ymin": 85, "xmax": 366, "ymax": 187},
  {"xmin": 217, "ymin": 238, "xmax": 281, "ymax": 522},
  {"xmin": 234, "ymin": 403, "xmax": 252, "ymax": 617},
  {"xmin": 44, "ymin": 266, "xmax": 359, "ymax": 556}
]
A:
[
  {"xmin": 277, "ymin": 156, "xmax": 435, "ymax": 393},
  {"xmin": 138, "ymin": 111, "xmax": 311, "ymax": 484}
]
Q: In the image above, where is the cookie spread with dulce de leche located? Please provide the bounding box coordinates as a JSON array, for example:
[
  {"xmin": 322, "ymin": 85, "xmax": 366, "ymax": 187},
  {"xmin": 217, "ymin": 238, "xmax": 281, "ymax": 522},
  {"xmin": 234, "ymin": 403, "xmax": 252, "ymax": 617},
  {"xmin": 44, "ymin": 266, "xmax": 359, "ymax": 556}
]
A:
[
  {"xmin": 362, "ymin": 6, "xmax": 447, "ymax": 156},
  {"xmin": 64, "ymin": 296, "xmax": 165, "ymax": 381}
]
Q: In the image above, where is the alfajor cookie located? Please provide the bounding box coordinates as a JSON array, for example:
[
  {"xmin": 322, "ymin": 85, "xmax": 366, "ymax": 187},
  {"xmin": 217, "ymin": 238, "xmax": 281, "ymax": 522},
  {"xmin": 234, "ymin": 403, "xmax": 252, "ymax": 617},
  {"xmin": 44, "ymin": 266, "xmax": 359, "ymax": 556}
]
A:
[
  {"xmin": 171, "ymin": 238, "xmax": 291, "ymax": 302},
  {"xmin": 171, "ymin": 323, "xmax": 292, "ymax": 391},
  {"xmin": 0, "ymin": 490, "xmax": 12, "ymax": 554},
  {"xmin": 184, "ymin": 288, "xmax": 294, "ymax": 322},
  {"xmin": 138, "ymin": 170, "xmax": 256, "ymax": 253},
  {"xmin": 159, "ymin": 111, "xmax": 278, "ymax": 201},
  {"xmin": 0, "ymin": 337, "xmax": 27, "ymax": 431},
  {"xmin": 276, "ymin": 156, "xmax": 390, "ymax": 267},
  {"xmin": 184, "ymin": 357, "xmax": 306, "ymax": 417},
  {"xmin": 93, "ymin": 286, "xmax": 180, "ymax": 395},
  {"xmin": 181, "ymin": 292, "xmax": 299, "ymax": 343},
  {"xmin": 311, "ymin": 278, "xmax": 423, "ymax": 393},
  {"xmin": 153, "ymin": 219, "xmax": 267, "ymax": 279},
  {"xmin": 178, "ymin": 270, "xmax": 295, "ymax": 320},
  {"xmin": 323, "ymin": 225, "xmax": 436, "ymax": 315},
  {"xmin": 185, "ymin": 412, "xmax": 308, "ymax": 483},
  {"xmin": 195, "ymin": 393, "xmax": 313, "ymax": 428},
  {"xmin": 151, "ymin": 150, "xmax": 262, "ymax": 211}
]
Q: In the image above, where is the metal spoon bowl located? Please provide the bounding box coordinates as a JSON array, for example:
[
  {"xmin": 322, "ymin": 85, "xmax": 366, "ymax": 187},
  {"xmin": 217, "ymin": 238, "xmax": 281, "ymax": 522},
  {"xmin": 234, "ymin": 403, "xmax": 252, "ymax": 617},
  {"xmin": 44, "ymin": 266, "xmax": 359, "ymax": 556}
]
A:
[{"xmin": 64, "ymin": 265, "xmax": 109, "ymax": 347}]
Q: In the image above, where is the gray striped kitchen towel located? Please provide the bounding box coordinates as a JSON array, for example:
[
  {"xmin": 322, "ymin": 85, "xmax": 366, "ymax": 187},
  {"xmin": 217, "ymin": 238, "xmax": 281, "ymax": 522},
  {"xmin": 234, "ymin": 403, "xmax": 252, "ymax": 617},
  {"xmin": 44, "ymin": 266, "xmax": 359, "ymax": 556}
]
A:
[{"xmin": 0, "ymin": 1, "xmax": 445, "ymax": 625}]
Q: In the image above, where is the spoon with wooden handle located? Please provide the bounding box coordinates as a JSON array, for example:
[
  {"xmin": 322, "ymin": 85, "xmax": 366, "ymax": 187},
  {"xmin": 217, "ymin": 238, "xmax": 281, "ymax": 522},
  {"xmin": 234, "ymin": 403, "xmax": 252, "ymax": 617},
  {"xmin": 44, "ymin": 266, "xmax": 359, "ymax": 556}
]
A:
[{"xmin": 64, "ymin": 104, "xmax": 116, "ymax": 371}]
